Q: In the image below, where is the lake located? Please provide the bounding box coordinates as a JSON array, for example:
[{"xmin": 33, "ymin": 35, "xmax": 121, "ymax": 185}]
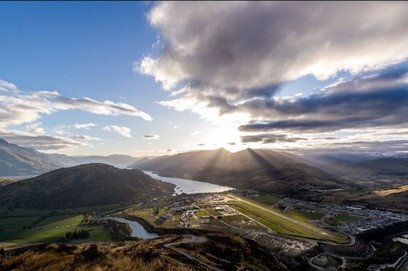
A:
[
  {"xmin": 143, "ymin": 171, "xmax": 234, "ymax": 195},
  {"xmin": 393, "ymin": 234, "xmax": 408, "ymax": 245},
  {"xmin": 110, "ymin": 217, "xmax": 159, "ymax": 239}
]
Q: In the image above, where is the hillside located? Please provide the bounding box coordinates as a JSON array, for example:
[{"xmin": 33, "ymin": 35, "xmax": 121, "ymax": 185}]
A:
[
  {"xmin": 0, "ymin": 138, "xmax": 146, "ymax": 176},
  {"xmin": 0, "ymin": 164, "xmax": 175, "ymax": 209},
  {"xmin": 352, "ymin": 157, "xmax": 408, "ymax": 177},
  {"xmin": 0, "ymin": 139, "xmax": 57, "ymax": 176},
  {"xmin": 130, "ymin": 148, "xmax": 340, "ymax": 197},
  {"xmin": 0, "ymin": 233, "xmax": 292, "ymax": 271},
  {"xmin": 304, "ymin": 153, "xmax": 408, "ymax": 184}
]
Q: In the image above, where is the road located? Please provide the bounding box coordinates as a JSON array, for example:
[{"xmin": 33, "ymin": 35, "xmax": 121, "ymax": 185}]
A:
[{"xmin": 164, "ymin": 234, "xmax": 222, "ymax": 271}]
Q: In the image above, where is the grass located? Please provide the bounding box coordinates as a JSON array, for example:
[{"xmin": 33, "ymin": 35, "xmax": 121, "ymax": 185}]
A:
[
  {"xmin": 130, "ymin": 208, "xmax": 180, "ymax": 228},
  {"xmin": 221, "ymin": 215, "xmax": 248, "ymax": 223},
  {"xmin": 253, "ymin": 194, "xmax": 280, "ymax": 205},
  {"xmin": 77, "ymin": 226, "xmax": 112, "ymax": 242},
  {"xmin": 220, "ymin": 214, "xmax": 263, "ymax": 230},
  {"xmin": 0, "ymin": 214, "xmax": 112, "ymax": 244},
  {"xmin": 195, "ymin": 209, "xmax": 208, "ymax": 218},
  {"xmin": 285, "ymin": 209, "xmax": 324, "ymax": 222},
  {"xmin": 202, "ymin": 208, "xmax": 221, "ymax": 217},
  {"xmin": 130, "ymin": 209, "xmax": 154, "ymax": 223},
  {"xmin": 0, "ymin": 215, "xmax": 84, "ymax": 243},
  {"xmin": 0, "ymin": 216, "xmax": 41, "ymax": 230},
  {"xmin": 332, "ymin": 213, "xmax": 366, "ymax": 225},
  {"xmin": 227, "ymin": 195, "xmax": 347, "ymax": 243},
  {"xmin": 0, "ymin": 209, "xmax": 52, "ymax": 218}
]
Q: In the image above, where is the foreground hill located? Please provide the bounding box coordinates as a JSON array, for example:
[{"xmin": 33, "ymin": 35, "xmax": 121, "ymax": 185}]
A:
[
  {"xmin": 130, "ymin": 148, "xmax": 340, "ymax": 197},
  {"xmin": 0, "ymin": 233, "xmax": 292, "ymax": 271},
  {"xmin": 0, "ymin": 164, "xmax": 175, "ymax": 209},
  {"xmin": 0, "ymin": 139, "xmax": 57, "ymax": 176}
]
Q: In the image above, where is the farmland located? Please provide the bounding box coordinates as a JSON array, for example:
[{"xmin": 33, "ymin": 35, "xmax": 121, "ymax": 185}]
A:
[{"xmin": 0, "ymin": 210, "xmax": 112, "ymax": 246}]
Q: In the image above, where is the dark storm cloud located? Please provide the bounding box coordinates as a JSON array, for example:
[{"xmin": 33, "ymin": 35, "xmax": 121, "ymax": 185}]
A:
[
  {"xmin": 142, "ymin": 2, "xmax": 408, "ymax": 96},
  {"xmin": 239, "ymin": 68, "xmax": 408, "ymax": 132}
]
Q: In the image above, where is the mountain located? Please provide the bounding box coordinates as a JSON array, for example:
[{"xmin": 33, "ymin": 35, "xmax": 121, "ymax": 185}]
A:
[
  {"xmin": 304, "ymin": 153, "xmax": 408, "ymax": 180},
  {"xmin": 130, "ymin": 148, "xmax": 340, "ymax": 197},
  {"xmin": 0, "ymin": 139, "xmax": 58, "ymax": 176},
  {"xmin": 0, "ymin": 163, "xmax": 175, "ymax": 209},
  {"xmin": 0, "ymin": 138, "xmax": 145, "ymax": 176},
  {"xmin": 48, "ymin": 153, "xmax": 143, "ymax": 168}
]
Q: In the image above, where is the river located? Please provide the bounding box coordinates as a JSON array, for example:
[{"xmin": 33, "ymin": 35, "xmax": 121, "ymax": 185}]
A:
[
  {"xmin": 110, "ymin": 217, "xmax": 159, "ymax": 239},
  {"xmin": 143, "ymin": 171, "xmax": 234, "ymax": 195}
]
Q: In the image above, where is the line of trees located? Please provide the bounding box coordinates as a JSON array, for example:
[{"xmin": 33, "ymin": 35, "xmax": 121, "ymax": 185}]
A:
[{"xmin": 64, "ymin": 229, "xmax": 90, "ymax": 241}]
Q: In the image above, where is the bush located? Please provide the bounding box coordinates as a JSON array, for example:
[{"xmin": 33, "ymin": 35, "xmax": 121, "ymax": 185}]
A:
[{"xmin": 80, "ymin": 244, "xmax": 103, "ymax": 262}]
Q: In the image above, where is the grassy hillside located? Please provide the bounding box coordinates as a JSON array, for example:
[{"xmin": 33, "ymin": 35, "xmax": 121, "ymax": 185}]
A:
[
  {"xmin": 0, "ymin": 164, "xmax": 175, "ymax": 209},
  {"xmin": 0, "ymin": 234, "xmax": 292, "ymax": 271}
]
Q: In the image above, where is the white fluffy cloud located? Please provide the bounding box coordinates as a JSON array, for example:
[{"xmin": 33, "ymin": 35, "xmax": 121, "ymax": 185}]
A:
[
  {"xmin": 0, "ymin": 79, "xmax": 152, "ymax": 129},
  {"xmin": 0, "ymin": 80, "xmax": 17, "ymax": 92},
  {"xmin": 103, "ymin": 125, "xmax": 132, "ymax": 138},
  {"xmin": 73, "ymin": 123, "xmax": 98, "ymax": 129}
]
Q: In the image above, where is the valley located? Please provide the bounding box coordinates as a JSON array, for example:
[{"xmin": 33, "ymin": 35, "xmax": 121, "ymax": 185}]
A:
[{"xmin": 1, "ymin": 145, "xmax": 408, "ymax": 270}]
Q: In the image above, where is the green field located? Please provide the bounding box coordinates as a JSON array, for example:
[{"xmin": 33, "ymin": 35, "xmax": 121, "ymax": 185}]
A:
[
  {"xmin": 196, "ymin": 209, "xmax": 208, "ymax": 218},
  {"xmin": 285, "ymin": 209, "xmax": 324, "ymax": 222},
  {"xmin": 202, "ymin": 208, "xmax": 221, "ymax": 217},
  {"xmin": 0, "ymin": 216, "xmax": 42, "ymax": 230},
  {"xmin": 129, "ymin": 208, "xmax": 180, "ymax": 228},
  {"xmin": 332, "ymin": 213, "xmax": 366, "ymax": 225},
  {"xmin": 0, "ymin": 213, "xmax": 112, "ymax": 244},
  {"xmin": 227, "ymin": 195, "xmax": 348, "ymax": 243}
]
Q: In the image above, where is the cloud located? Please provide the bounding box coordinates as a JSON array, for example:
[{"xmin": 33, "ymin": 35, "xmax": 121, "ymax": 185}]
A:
[
  {"xmin": 24, "ymin": 122, "xmax": 46, "ymax": 135},
  {"xmin": 0, "ymin": 79, "xmax": 152, "ymax": 129},
  {"xmin": 143, "ymin": 134, "xmax": 160, "ymax": 140},
  {"xmin": 241, "ymin": 134, "xmax": 306, "ymax": 144},
  {"xmin": 190, "ymin": 131, "xmax": 201, "ymax": 136},
  {"xmin": 73, "ymin": 123, "xmax": 98, "ymax": 129},
  {"xmin": 0, "ymin": 129, "xmax": 88, "ymax": 151},
  {"xmin": 238, "ymin": 67, "xmax": 408, "ymax": 133},
  {"xmin": 141, "ymin": 2, "xmax": 408, "ymax": 97},
  {"xmin": 70, "ymin": 135, "xmax": 101, "ymax": 141},
  {"xmin": 138, "ymin": 2, "xmax": 408, "ymax": 153},
  {"xmin": 103, "ymin": 125, "xmax": 132, "ymax": 138},
  {"xmin": 0, "ymin": 80, "xmax": 17, "ymax": 92}
]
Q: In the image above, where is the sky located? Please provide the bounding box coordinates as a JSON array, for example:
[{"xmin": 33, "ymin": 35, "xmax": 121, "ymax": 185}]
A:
[{"xmin": 1, "ymin": 2, "xmax": 408, "ymax": 156}]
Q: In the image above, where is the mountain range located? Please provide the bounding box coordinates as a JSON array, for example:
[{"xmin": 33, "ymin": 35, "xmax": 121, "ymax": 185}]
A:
[
  {"xmin": 0, "ymin": 139, "xmax": 142, "ymax": 176},
  {"xmin": 129, "ymin": 148, "xmax": 342, "ymax": 197},
  {"xmin": 0, "ymin": 139, "xmax": 56, "ymax": 176}
]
